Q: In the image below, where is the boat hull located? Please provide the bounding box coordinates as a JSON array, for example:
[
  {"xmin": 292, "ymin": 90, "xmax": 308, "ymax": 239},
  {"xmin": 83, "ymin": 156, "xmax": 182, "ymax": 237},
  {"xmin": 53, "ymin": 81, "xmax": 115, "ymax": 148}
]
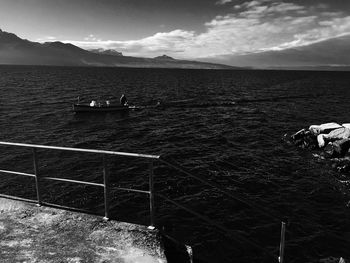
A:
[{"xmin": 73, "ymin": 104, "xmax": 130, "ymax": 113}]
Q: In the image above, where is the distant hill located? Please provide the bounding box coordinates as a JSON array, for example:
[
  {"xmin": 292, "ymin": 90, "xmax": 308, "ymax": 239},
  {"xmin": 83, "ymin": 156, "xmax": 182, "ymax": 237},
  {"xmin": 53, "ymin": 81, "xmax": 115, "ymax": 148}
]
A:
[
  {"xmin": 0, "ymin": 29, "xmax": 233, "ymax": 69},
  {"xmin": 154, "ymin": 55, "xmax": 175, "ymax": 60},
  {"xmin": 88, "ymin": 48, "xmax": 123, "ymax": 56},
  {"xmin": 206, "ymin": 34, "xmax": 350, "ymax": 70}
]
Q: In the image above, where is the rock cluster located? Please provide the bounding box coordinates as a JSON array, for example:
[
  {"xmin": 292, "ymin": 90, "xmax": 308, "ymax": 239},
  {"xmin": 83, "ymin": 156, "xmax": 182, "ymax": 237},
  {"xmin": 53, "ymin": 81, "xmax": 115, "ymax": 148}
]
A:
[
  {"xmin": 291, "ymin": 123, "xmax": 350, "ymax": 157},
  {"xmin": 289, "ymin": 122, "xmax": 350, "ymax": 178}
]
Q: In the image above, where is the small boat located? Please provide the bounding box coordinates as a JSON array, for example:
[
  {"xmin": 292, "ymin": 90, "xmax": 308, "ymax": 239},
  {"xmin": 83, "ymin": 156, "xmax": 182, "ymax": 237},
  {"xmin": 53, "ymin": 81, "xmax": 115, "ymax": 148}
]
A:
[{"xmin": 73, "ymin": 104, "xmax": 130, "ymax": 113}]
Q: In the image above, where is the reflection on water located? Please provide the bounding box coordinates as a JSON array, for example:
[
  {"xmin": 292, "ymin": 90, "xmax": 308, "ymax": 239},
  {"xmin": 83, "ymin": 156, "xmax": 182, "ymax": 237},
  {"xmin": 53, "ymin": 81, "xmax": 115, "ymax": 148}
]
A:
[{"xmin": 73, "ymin": 110, "xmax": 130, "ymax": 123}]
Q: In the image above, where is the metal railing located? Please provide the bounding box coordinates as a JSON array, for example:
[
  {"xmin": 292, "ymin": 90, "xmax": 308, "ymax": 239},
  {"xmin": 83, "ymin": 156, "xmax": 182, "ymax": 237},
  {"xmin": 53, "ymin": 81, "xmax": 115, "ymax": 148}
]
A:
[
  {"xmin": 0, "ymin": 141, "xmax": 159, "ymax": 224},
  {"xmin": 0, "ymin": 141, "xmax": 286, "ymax": 262}
]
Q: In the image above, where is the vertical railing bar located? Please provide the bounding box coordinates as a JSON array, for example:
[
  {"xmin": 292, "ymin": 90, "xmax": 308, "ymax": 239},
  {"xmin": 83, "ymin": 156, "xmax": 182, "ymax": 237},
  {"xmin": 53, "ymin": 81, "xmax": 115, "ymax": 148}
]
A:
[
  {"xmin": 32, "ymin": 148, "xmax": 42, "ymax": 206},
  {"xmin": 103, "ymin": 154, "xmax": 110, "ymax": 220},
  {"xmin": 149, "ymin": 160, "xmax": 155, "ymax": 228},
  {"xmin": 279, "ymin": 221, "xmax": 286, "ymax": 263},
  {"xmin": 186, "ymin": 245, "xmax": 194, "ymax": 263}
]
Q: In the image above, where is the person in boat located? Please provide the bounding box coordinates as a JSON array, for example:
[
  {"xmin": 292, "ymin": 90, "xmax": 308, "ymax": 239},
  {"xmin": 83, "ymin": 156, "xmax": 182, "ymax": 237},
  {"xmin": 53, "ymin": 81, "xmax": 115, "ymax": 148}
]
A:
[
  {"xmin": 90, "ymin": 100, "xmax": 97, "ymax": 107},
  {"xmin": 120, "ymin": 94, "xmax": 128, "ymax": 106}
]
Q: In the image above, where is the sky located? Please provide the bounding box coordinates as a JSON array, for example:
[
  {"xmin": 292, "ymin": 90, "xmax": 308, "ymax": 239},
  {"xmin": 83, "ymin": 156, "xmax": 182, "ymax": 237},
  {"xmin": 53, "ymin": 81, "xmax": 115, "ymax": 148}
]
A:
[{"xmin": 1, "ymin": 0, "xmax": 350, "ymax": 61}]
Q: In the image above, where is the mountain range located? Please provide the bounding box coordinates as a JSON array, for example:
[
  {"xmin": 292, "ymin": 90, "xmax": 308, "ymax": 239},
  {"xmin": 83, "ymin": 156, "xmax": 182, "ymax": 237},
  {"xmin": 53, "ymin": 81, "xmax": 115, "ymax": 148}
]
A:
[
  {"xmin": 0, "ymin": 29, "xmax": 233, "ymax": 69},
  {"xmin": 1, "ymin": 28, "xmax": 349, "ymax": 70},
  {"xmin": 204, "ymin": 35, "xmax": 350, "ymax": 71},
  {"xmin": 88, "ymin": 48, "xmax": 123, "ymax": 57}
]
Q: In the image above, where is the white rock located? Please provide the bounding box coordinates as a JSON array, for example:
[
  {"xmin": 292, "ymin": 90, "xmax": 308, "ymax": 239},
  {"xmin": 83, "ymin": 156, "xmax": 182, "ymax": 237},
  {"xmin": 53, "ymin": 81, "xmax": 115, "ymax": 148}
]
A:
[{"xmin": 309, "ymin": 122, "xmax": 342, "ymax": 135}]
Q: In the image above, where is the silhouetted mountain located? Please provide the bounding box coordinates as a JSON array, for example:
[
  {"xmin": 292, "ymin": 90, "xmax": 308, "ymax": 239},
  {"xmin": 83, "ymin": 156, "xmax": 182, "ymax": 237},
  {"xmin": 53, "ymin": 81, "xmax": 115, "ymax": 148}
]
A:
[
  {"xmin": 89, "ymin": 48, "xmax": 123, "ymax": 56},
  {"xmin": 154, "ymin": 55, "xmax": 175, "ymax": 60},
  {"xmin": 0, "ymin": 29, "xmax": 233, "ymax": 69},
  {"xmin": 205, "ymin": 34, "xmax": 350, "ymax": 70}
]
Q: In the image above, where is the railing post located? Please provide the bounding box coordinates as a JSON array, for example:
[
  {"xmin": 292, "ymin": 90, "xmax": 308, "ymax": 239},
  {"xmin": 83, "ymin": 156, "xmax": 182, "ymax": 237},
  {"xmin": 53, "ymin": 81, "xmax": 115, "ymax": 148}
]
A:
[
  {"xmin": 149, "ymin": 160, "xmax": 155, "ymax": 228},
  {"xmin": 186, "ymin": 245, "xmax": 193, "ymax": 263},
  {"xmin": 102, "ymin": 154, "xmax": 110, "ymax": 220},
  {"xmin": 279, "ymin": 221, "xmax": 286, "ymax": 263},
  {"xmin": 32, "ymin": 148, "xmax": 42, "ymax": 206}
]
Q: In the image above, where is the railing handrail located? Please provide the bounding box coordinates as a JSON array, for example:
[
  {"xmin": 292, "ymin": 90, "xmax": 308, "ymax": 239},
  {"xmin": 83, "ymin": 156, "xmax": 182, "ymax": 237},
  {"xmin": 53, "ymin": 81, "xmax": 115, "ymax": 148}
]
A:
[
  {"xmin": 0, "ymin": 140, "xmax": 285, "ymax": 262},
  {"xmin": 0, "ymin": 141, "xmax": 157, "ymax": 222},
  {"xmin": 0, "ymin": 141, "xmax": 160, "ymax": 159}
]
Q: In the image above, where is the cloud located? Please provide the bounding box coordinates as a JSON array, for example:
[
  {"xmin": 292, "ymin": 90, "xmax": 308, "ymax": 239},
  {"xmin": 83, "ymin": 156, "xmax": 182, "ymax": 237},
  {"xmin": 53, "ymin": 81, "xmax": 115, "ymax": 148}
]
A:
[
  {"xmin": 215, "ymin": 0, "xmax": 233, "ymax": 5},
  {"xmin": 61, "ymin": 1, "xmax": 350, "ymax": 59},
  {"xmin": 65, "ymin": 30, "xmax": 195, "ymax": 56},
  {"xmin": 84, "ymin": 34, "xmax": 99, "ymax": 41},
  {"xmin": 37, "ymin": 36, "xmax": 57, "ymax": 41},
  {"xmin": 233, "ymin": 0, "xmax": 272, "ymax": 9}
]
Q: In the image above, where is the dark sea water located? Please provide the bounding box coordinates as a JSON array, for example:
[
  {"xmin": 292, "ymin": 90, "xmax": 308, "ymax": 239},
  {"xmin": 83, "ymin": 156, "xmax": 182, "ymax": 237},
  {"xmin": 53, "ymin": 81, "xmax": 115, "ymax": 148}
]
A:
[{"xmin": 0, "ymin": 65, "xmax": 350, "ymax": 263}]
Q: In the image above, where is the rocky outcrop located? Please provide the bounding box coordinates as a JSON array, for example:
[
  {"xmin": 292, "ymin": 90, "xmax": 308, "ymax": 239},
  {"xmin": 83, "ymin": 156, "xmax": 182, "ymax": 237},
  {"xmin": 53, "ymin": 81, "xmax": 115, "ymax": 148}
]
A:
[
  {"xmin": 288, "ymin": 122, "xmax": 350, "ymax": 182},
  {"xmin": 290, "ymin": 123, "xmax": 350, "ymax": 155}
]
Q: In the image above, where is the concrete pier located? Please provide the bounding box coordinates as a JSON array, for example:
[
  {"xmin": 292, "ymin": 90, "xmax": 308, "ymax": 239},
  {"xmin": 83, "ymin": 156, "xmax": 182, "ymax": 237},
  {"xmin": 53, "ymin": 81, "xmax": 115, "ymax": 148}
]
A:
[{"xmin": 0, "ymin": 197, "xmax": 167, "ymax": 263}]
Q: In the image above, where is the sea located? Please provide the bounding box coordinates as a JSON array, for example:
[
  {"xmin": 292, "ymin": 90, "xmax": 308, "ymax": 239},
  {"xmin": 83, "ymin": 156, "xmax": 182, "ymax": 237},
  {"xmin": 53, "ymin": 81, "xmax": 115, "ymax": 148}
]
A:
[{"xmin": 0, "ymin": 65, "xmax": 349, "ymax": 263}]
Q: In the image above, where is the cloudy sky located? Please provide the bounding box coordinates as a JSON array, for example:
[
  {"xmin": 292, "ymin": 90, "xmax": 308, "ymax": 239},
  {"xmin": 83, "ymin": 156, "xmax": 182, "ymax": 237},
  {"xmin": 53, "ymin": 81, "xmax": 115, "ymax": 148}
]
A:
[{"xmin": 1, "ymin": 0, "xmax": 350, "ymax": 63}]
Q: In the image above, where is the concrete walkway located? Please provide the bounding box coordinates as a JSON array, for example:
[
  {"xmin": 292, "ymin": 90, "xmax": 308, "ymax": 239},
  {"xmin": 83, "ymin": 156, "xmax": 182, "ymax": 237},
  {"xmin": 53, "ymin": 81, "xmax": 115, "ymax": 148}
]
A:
[{"xmin": 0, "ymin": 197, "xmax": 167, "ymax": 263}]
